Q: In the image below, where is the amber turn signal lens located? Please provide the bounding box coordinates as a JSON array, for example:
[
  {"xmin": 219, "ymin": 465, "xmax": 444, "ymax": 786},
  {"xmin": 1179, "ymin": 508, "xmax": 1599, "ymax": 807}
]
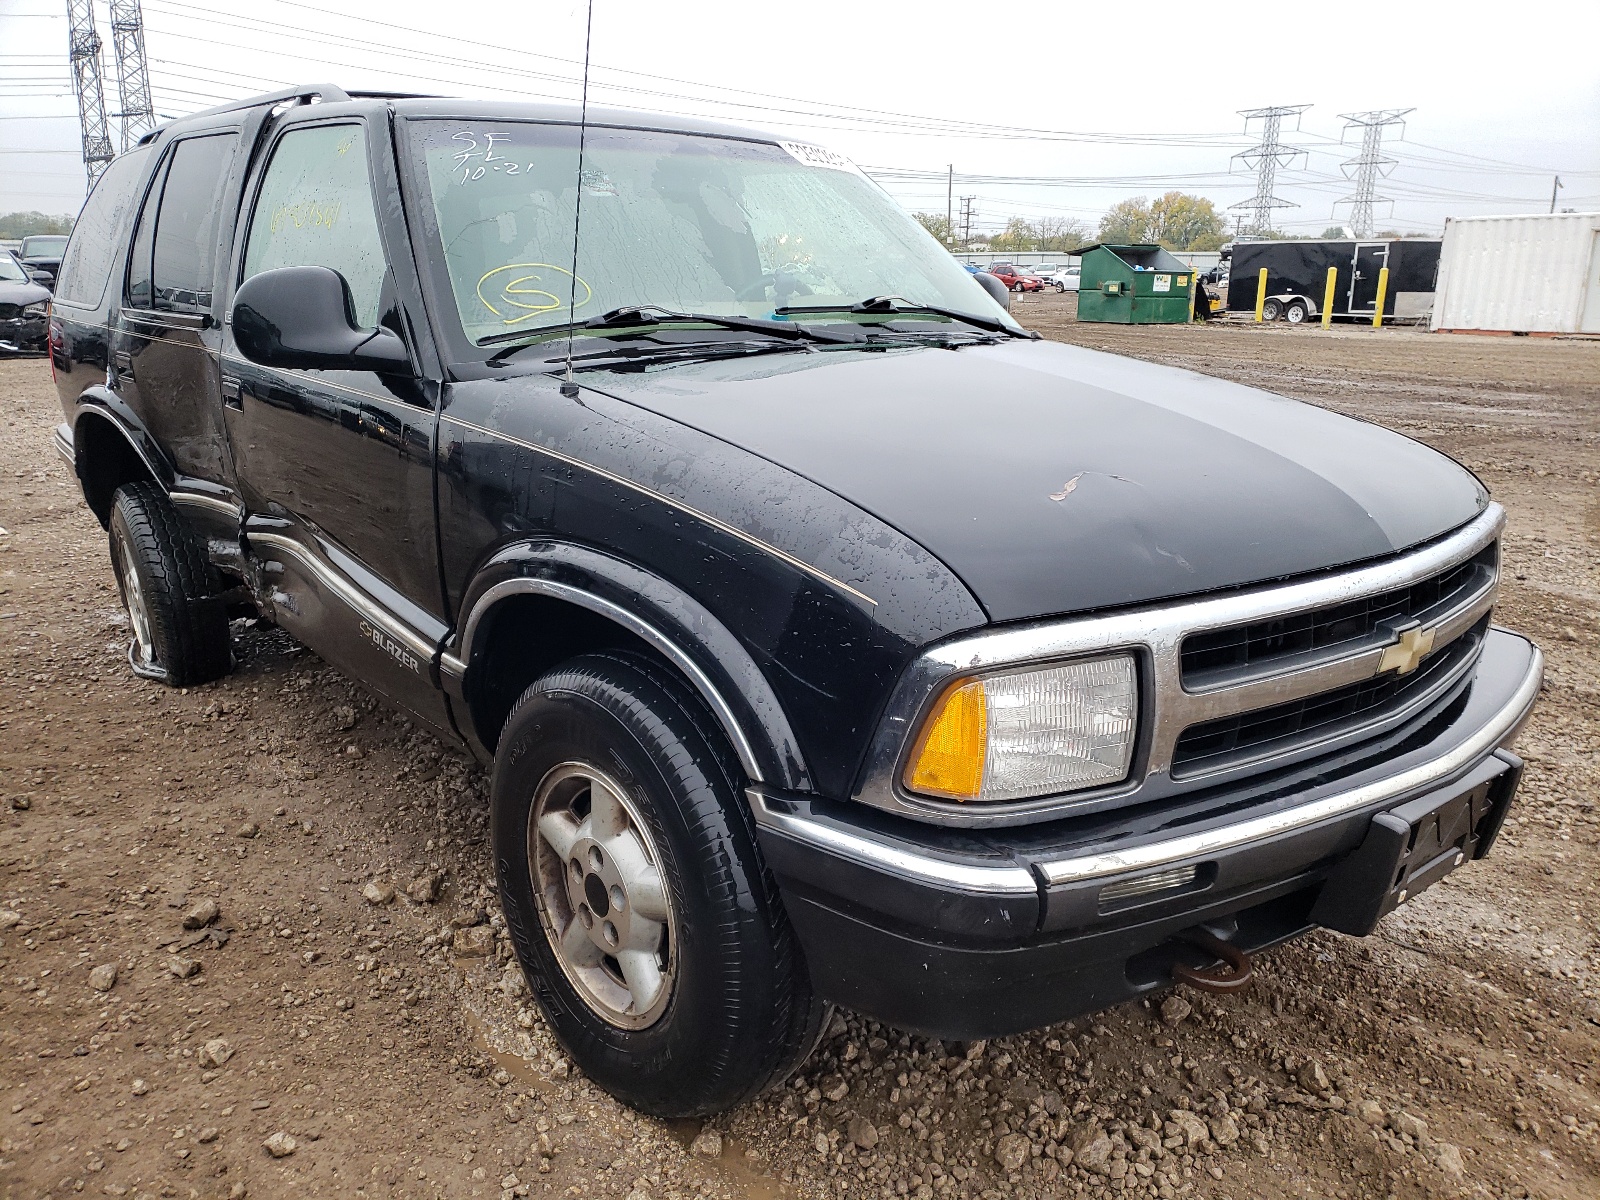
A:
[{"xmin": 904, "ymin": 678, "xmax": 987, "ymax": 800}]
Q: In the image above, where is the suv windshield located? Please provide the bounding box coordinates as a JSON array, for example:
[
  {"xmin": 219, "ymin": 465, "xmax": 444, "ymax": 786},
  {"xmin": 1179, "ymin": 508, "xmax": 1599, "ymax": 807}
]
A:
[
  {"xmin": 0, "ymin": 254, "xmax": 26, "ymax": 283},
  {"xmin": 406, "ymin": 120, "xmax": 1017, "ymax": 347}
]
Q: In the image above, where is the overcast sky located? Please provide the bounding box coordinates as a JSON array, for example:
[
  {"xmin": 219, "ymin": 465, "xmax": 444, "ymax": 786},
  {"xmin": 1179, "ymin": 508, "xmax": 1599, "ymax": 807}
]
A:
[{"xmin": 4, "ymin": 0, "xmax": 1598, "ymax": 236}]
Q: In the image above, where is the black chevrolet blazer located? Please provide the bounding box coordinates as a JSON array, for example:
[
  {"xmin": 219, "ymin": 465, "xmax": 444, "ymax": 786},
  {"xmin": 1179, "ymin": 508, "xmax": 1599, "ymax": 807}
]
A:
[{"xmin": 47, "ymin": 85, "xmax": 1542, "ymax": 1117}]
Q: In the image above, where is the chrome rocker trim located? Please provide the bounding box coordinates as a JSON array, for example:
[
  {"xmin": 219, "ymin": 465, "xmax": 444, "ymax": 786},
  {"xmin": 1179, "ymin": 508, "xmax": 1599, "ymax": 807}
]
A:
[
  {"xmin": 854, "ymin": 505, "xmax": 1505, "ymax": 827},
  {"xmin": 754, "ymin": 635, "xmax": 1541, "ymax": 898}
]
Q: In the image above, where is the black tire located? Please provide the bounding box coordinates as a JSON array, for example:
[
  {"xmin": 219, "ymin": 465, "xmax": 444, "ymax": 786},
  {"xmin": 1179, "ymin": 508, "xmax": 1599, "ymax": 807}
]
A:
[
  {"xmin": 108, "ymin": 481, "xmax": 231, "ymax": 687},
  {"xmin": 1284, "ymin": 299, "xmax": 1309, "ymax": 324},
  {"xmin": 1262, "ymin": 298, "xmax": 1284, "ymax": 322},
  {"xmin": 492, "ymin": 650, "xmax": 826, "ymax": 1116}
]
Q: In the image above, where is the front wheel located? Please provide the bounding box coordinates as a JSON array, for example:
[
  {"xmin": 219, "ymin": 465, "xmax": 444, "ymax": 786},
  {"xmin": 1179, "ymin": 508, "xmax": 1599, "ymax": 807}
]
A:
[
  {"xmin": 1284, "ymin": 299, "xmax": 1309, "ymax": 324},
  {"xmin": 492, "ymin": 651, "xmax": 826, "ymax": 1116},
  {"xmin": 1261, "ymin": 298, "xmax": 1284, "ymax": 322}
]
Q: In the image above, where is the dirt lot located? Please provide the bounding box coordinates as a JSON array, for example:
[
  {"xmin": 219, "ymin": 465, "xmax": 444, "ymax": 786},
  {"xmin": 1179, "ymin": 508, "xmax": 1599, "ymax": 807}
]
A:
[{"xmin": 3, "ymin": 301, "xmax": 1598, "ymax": 1200}]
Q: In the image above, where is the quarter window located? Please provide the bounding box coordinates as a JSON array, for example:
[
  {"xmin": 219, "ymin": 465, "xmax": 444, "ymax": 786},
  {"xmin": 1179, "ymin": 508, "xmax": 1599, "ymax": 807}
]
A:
[
  {"xmin": 242, "ymin": 124, "xmax": 388, "ymax": 328},
  {"xmin": 55, "ymin": 146, "xmax": 149, "ymax": 307}
]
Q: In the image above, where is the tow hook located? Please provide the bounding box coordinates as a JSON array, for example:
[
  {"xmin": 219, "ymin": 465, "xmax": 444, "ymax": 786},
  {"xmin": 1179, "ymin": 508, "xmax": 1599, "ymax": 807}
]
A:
[{"xmin": 1171, "ymin": 928, "xmax": 1254, "ymax": 994}]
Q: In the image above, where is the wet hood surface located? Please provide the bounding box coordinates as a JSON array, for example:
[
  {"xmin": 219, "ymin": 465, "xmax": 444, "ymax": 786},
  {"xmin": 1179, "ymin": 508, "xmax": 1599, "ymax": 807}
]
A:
[{"xmin": 579, "ymin": 338, "xmax": 1488, "ymax": 622}]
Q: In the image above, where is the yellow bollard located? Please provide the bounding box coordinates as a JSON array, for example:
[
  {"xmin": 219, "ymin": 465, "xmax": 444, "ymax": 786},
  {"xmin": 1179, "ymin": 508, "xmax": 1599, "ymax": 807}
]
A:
[
  {"xmin": 1321, "ymin": 266, "xmax": 1337, "ymax": 330},
  {"xmin": 1372, "ymin": 266, "xmax": 1390, "ymax": 329},
  {"xmin": 1189, "ymin": 274, "xmax": 1198, "ymax": 322},
  {"xmin": 1254, "ymin": 268, "xmax": 1268, "ymax": 322}
]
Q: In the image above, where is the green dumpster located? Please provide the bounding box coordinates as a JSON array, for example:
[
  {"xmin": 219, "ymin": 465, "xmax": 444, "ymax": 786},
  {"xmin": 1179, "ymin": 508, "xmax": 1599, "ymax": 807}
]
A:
[{"xmin": 1073, "ymin": 244, "xmax": 1194, "ymax": 324}]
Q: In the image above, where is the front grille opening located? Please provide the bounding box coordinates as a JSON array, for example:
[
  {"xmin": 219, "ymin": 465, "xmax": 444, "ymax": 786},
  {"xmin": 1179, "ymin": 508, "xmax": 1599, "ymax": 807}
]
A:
[
  {"xmin": 1181, "ymin": 542, "xmax": 1497, "ymax": 688},
  {"xmin": 1171, "ymin": 615, "xmax": 1489, "ymax": 777}
]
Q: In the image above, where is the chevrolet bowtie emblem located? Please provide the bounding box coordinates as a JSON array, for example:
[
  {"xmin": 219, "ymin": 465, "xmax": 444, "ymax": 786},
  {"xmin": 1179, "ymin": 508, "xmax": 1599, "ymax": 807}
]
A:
[{"xmin": 1378, "ymin": 623, "xmax": 1437, "ymax": 676}]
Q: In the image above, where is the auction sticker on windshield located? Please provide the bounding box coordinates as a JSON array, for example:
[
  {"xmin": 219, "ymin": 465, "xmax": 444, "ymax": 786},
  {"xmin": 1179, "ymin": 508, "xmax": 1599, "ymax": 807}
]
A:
[{"xmin": 778, "ymin": 141, "xmax": 864, "ymax": 176}]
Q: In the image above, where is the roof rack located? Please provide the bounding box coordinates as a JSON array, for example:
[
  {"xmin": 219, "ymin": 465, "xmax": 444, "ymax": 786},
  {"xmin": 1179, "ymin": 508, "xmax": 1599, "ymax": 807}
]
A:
[{"xmin": 136, "ymin": 85, "xmax": 353, "ymax": 140}]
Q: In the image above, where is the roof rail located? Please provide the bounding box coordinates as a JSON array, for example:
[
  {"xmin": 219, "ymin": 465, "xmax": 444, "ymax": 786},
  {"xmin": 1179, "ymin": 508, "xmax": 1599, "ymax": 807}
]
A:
[
  {"xmin": 175, "ymin": 84, "xmax": 353, "ymax": 125},
  {"xmin": 346, "ymin": 90, "xmax": 441, "ymax": 100}
]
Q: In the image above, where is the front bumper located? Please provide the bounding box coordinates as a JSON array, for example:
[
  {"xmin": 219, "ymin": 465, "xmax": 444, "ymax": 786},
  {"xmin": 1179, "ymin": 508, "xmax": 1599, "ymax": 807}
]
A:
[
  {"xmin": 0, "ymin": 315, "xmax": 47, "ymax": 354},
  {"xmin": 753, "ymin": 627, "xmax": 1542, "ymax": 1038}
]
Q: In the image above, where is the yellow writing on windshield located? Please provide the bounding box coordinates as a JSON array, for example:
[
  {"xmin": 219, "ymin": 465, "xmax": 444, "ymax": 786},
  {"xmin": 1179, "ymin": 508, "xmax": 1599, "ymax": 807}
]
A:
[
  {"xmin": 477, "ymin": 263, "xmax": 592, "ymax": 325},
  {"xmin": 268, "ymin": 199, "xmax": 344, "ymax": 235}
]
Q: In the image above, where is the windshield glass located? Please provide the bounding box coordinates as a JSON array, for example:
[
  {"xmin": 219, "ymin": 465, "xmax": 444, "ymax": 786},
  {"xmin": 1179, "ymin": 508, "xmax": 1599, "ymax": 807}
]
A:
[
  {"xmin": 407, "ymin": 120, "xmax": 1017, "ymax": 346},
  {"xmin": 22, "ymin": 236, "xmax": 68, "ymax": 256},
  {"xmin": 0, "ymin": 254, "xmax": 26, "ymax": 283}
]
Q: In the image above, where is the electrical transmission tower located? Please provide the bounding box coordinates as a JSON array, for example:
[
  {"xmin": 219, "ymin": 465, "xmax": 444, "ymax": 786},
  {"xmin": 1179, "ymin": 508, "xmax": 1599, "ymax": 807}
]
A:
[
  {"xmin": 1335, "ymin": 109, "xmax": 1414, "ymax": 237},
  {"xmin": 1228, "ymin": 104, "xmax": 1310, "ymax": 238},
  {"xmin": 958, "ymin": 196, "xmax": 976, "ymax": 250},
  {"xmin": 110, "ymin": 0, "xmax": 157, "ymax": 151},
  {"xmin": 66, "ymin": 0, "xmax": 116, "ymax": 187}
]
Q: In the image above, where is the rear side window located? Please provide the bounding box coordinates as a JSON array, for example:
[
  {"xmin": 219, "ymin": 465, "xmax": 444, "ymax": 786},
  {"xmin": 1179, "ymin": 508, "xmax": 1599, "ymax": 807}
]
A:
[
  {"xmin": 242, "ymin": 123, "xmax": 388, "ymax": 328},
  {"xmin": 150, "ymin": 134, "xmax": 238, "ymax": 312},
  {"xmin": 55, "ymin": 147, "xmax": 149, "ymax": 307}
]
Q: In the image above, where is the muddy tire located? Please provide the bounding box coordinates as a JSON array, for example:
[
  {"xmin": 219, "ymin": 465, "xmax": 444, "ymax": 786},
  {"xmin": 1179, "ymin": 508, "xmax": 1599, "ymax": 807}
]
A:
[
  {"xmin": 492, "ymin": 650, "xmax": 826, "ymax": 1116},
  {"xmin": 108, "ymin": 481, "xmax": 230, "ymax": 686},
  {"xmin": 1262, "ymin": 298, "xmax": 1284, "ymax": 322}
]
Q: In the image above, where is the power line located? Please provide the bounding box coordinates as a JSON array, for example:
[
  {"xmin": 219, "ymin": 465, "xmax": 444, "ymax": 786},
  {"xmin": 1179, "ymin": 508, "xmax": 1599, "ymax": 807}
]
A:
[
  {"xmin": 109, "ymin": 0, "xmax": 157, "ymax": 150},
  {"xmin": 1335, "ymin": 109, "xmax": 1414, "ymax": 236},
  {"xmin": 65, "ymin": 0, "xmax": 114, "ymax": 186},
  {"xmin": 1228, "ymin": 104, "xmax": 1310, "ymax": 236}
]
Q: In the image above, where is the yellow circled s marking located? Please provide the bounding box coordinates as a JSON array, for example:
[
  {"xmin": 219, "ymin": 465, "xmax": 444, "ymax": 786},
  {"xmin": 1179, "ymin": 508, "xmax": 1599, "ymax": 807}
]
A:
[{"xmin": 476, "ymin": 263, "xmax": 592, "ymax": 326}]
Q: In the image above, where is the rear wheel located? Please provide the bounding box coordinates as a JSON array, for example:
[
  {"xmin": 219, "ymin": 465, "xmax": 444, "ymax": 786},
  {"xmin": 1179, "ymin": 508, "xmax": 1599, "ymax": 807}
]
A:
[
  {"xmin": 1262, "ymin": 298, "xmax": 1284, "ymax": 321},
  {"xmin": 492, "ymin": 650, "xmax": 826, "ymax": 1116},
  {"xmin": 108, "ymin": 481, "xmax": 231, "ymax": 686},
  {"xmin": 1284, "ymin": 299, "xmax": 1309, "ymax": 324}
]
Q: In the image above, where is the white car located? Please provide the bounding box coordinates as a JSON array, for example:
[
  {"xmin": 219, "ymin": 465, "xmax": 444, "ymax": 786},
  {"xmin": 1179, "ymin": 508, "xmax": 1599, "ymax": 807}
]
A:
[{"xmin": 1038, "ymin": 264, "xmax": 1080, "ymax": 292}]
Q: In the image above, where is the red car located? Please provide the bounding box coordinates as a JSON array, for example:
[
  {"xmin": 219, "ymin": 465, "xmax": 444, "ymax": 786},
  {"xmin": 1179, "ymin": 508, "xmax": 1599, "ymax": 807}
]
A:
[{"xmin": 988, "ymin": 262, "xmax": 1045, "ymax": 292}]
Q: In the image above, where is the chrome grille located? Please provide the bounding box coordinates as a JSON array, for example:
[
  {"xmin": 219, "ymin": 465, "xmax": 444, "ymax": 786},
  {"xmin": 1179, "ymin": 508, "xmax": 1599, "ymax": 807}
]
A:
[
  {"xmin": 1172, "ymin": 615, "xmax": 1489, "ymax": 776},
  {"xmin": 1182, "ymin": 542, "xmax": 1497, "ymax": 688}
]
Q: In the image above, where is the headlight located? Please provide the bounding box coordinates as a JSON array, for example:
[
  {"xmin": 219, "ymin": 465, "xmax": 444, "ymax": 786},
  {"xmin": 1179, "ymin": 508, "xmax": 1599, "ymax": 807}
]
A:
[
  {"xmin": 903, "ymin": 655, "xmax": 1137, "ymax": 803},
  {"xmin": 22, "ymin": 302, "xmax": 48, "ymax": 317}
]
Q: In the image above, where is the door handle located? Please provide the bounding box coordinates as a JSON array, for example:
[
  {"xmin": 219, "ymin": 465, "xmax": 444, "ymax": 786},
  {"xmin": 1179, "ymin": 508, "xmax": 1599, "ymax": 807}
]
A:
[{"xmin": 221, "ymin": 377, "xmax": 243, "ymax": 411}]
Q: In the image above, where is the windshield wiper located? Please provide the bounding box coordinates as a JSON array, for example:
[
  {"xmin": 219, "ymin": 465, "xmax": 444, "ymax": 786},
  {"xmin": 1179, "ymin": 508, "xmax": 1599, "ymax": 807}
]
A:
[
  {"xmin": 481, "ymin": 305, "xmax": 862, "ymax": 360},
  {"xmin": 776, "ymin": 296, "xmax": 1038, "ymax": 339}
]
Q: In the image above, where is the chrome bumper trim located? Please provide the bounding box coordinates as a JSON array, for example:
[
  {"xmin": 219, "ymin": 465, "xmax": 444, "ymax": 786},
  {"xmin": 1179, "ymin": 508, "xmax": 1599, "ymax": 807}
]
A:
[
  {"xmin": 759, "ymin": 634, "xmax": 1540, "ymax": 898},
  {"xmin": 747, "ymin": 789, "xmax": 1039, "ymax": 896}
]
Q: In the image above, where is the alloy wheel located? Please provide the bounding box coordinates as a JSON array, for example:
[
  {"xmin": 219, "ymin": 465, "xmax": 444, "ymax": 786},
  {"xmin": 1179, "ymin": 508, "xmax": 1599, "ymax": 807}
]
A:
[
  {"xmin": 113, "ymin": 536, "xmax": 161, "ymax": 678},
  {"xmin": 529, "ymin": 762, "xmax": 677, "ymax": 1029}
]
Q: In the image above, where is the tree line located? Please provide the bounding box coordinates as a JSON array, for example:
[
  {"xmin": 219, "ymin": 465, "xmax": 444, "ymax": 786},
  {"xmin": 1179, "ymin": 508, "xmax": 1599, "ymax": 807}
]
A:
[
  {"xmin": 916, "ymin": 190, "xmax": 1229, "ymax": 253},
  {"xmin": 0, "ymin": 212, "xmax": 75, "ymax": 240}
]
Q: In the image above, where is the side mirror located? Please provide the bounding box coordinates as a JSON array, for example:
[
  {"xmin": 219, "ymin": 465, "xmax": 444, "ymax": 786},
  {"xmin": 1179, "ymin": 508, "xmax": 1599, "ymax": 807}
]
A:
[
  {"xmin": 28, "ymin": 270, "xmax": 52, "ymax": 286},
  {"xmin": 972, "ymin": 269, "xmax": 1011, "ymax": 311},
  {"xmin": 232, "ymin": 265, "xmax": 412, "ymax": 374}
]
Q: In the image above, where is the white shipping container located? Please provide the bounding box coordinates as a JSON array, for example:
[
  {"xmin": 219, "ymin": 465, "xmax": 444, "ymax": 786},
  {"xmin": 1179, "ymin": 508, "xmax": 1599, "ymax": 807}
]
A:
[{"xmin": 1431, "ymin": 212, "xmax": 1600, "ymax": 334}]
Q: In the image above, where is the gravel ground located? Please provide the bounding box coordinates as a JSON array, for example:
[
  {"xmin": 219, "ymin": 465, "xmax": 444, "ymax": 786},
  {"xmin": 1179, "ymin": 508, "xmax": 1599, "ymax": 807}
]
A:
[{"xmin": 2, "ymin": 304, "xmax": 1598, "ymax": 1200}]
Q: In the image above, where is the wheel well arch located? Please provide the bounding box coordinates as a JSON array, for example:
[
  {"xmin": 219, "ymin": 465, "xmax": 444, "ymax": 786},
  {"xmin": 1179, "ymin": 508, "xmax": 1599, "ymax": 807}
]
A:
[
  {"xmin": 451, "ymin": 548, "xmax": 812, "ymax": 793},
  {"xmin": 72, "ymin": 402, "xmax": 168, "ymax": 527}
]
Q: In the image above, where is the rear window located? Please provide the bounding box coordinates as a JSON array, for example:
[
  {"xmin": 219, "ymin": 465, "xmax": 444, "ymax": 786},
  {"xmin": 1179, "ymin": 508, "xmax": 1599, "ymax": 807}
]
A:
[{"xmin": 54, "ymin": 148, "xmax": 149, "ymax": 307}]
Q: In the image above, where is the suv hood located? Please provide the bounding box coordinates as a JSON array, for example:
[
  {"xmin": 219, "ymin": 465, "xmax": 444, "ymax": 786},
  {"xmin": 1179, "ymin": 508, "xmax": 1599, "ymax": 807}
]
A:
[{"xmin": 582, "ymin": 339, "xmax": 1487, "ymax": 622}]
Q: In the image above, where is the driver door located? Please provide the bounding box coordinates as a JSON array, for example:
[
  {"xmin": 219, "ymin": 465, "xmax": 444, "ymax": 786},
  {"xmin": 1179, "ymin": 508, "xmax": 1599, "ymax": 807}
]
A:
[{"xmin": 221, "ymin": 115, "xmax": 450, "ymax": 731}]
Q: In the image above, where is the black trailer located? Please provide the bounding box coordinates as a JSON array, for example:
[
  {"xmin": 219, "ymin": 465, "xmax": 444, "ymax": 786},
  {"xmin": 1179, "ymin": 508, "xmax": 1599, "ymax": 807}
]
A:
[{"xmin": 1224, "ymin": 238, "xmax": 1441, "ymax": 324}]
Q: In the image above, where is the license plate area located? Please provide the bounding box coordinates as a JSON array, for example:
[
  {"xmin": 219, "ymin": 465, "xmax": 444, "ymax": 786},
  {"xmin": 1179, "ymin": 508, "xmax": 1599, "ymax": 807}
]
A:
[{"xmin": 1311, "ymin": 751, "xmax": 1522, "ymax": 936}]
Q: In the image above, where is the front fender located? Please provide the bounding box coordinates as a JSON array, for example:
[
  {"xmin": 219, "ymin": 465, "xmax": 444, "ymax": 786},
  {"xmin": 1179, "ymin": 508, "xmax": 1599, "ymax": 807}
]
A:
[{"xmin": 444, "ymin": 539, "xmax": 811, "ymax": 791}]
